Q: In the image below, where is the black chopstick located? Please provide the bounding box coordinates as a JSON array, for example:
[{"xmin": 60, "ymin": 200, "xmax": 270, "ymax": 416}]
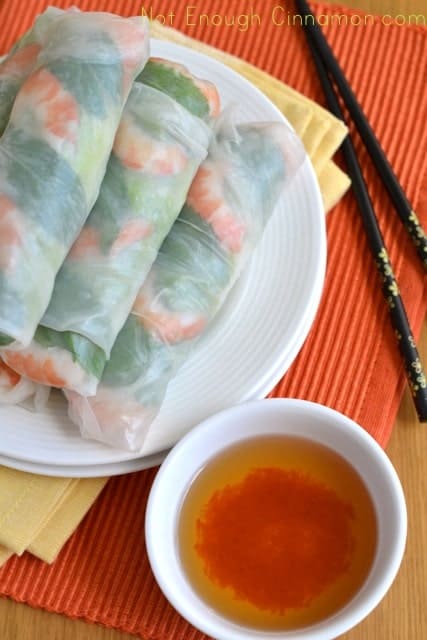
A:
[
  {"xmin": 295, "ymin": 0, "xmax": 427, "ymax": 270},
  {"xmin": 297, "ymin": 11, "xmax": 427, "ymax": 422}
]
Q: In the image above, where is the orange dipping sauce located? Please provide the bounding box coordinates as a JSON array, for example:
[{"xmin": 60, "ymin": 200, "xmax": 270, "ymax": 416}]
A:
[{"xmin": 178, "ymin": 435, "xmax": 378, "ymax": 631}]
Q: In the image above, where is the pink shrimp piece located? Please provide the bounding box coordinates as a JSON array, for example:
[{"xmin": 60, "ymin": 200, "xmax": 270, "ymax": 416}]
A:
[
  {"xmin": 151, "ymin": 57, "xmax": 221, "ymax": 118},
  {"xmin": 194, "ymin": 79, "xmax": 221, "ymax": 117},
  {"xmin": 68, "ymin": 227, "xmax": 101, "ymax": 260},
  {"xmin": 0, "ymin": 194, "xmax": 24, "ymax": 271},
  {"xmin": 133, "ymin": 286, "xmax": 206, "ymax": 344},
  {"xmin": 99, "ymin": 16, "xmax": 148, "ymax": 92},
  {"xmin": 110, "ymin": 219, "xmax": 153, "ymax": 256},
  {"xmin": 0, "ymin": 359, "xmax": 21, "ymax": 388},
  {"xmin": 0, "ymin": 43, "xmax": 41, "ymax": 79},
  {"xmin": 12, "ymin": 67, "xmax": 79, "ymax": 147},
  {"xmin": 114, "ymin": 118, "xmax": 189, "ymax": 175},
  {"xmin": 187, "ymin": 165, "xmax": 246, "ymax": 253},
  {"xmin": 2, "ymin": 350, "xmax": 66, "ymax": 388}
]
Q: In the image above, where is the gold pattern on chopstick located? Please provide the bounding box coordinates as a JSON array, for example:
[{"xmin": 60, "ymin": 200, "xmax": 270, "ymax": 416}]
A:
[
  {"xmin": 408, "ymin": 211, "xmax": 425, "ymax": 242},
  {"xmin": 377, "ymin": 248, "xmax": 400, "ymax": 308},
  {"xmin": 409, "ymin": 358, "xmax": 427, "ymax": 395},
  {"xmin": 377, "ymin": 248, "xmax": 392, "ymax": 276},
  {"xmin": 408, "ymin": 211, "xmax": 427, "ymax": 267},
  {"xmin": 388, "ymin": 281, "xmax": 399, "ymax": 299},
  {"xmin": 396, "ymin": 333, "xmax": 416, "ymax": 350}
]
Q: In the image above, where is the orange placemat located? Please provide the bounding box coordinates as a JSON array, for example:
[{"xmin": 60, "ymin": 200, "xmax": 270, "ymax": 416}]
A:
[{"xmin": 0, "ymin": 1, "xmax": 426, "ymax": 638}]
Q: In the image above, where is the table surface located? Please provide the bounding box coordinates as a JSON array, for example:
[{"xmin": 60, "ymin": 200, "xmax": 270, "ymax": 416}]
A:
[{"xmin": 1, "ymin": 0, "xmax": 426, "ymax": 638}]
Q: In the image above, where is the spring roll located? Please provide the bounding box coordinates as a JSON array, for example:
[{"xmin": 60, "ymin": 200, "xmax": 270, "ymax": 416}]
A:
[
  {"xmin": 66, "ymin": 121, "xmax": 305, "ymax": 450},
  {"xmin": 2, "ymin": 60, "xmax": 217, "ymax": 396},
  {"xmin": 0, "ymin": 11, "xmax": 149, "ymax": 348},
  {"xmin": 0, "ymin": 7, "xmax": 65, "ymax": 135}
]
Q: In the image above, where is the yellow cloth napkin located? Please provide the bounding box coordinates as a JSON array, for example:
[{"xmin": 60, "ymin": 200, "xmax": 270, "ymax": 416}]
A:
[
  {"xmin": 0, "ymin": 473, "xmax": 107, "ymax": 566},
  {"xmin": 0, "ymin": 468, "xmax": 74, "ymax": 555},
  {"xmin": 27, "ymin": 476, "xmax": 107, "ymax": 562},
  {"xmin": 0, "ymin": 24, "xmax": 350, "ymax": 569}
]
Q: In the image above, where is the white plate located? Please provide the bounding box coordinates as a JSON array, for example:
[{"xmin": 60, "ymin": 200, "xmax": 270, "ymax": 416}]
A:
[
  {"xmin": 0, "ymin": 450, "xmax": 168, "ymax": 478},
  {"xmin": 0, "ymin": 40, "xmax": 326, "ymax": 477}
]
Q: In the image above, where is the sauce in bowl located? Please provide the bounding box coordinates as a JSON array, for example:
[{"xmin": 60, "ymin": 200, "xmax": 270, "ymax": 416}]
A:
[{"xmin": 178, "ymin": 435, "xmax": 377, "ymax": 631}]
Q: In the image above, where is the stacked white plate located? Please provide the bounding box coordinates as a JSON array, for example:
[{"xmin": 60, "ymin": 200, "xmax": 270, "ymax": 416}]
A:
[{"xmin": 0, "ymin": 41, "xmax": 327, "ymax": 477}]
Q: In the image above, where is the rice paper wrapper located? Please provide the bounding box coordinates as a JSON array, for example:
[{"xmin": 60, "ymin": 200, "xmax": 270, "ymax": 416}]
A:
[
  {"xmin": 66, "ymin": 120, "xmax": 306, "ymax": 450},
  {"xmin": 0, "ymin": 11, "xmax": 149, "ymax": 348}
]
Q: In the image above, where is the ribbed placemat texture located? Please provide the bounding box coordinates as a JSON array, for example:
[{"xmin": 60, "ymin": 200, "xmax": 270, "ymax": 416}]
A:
[{"xmin": 0, "ymin": 1, "xmax": 426, "ymax": 639}]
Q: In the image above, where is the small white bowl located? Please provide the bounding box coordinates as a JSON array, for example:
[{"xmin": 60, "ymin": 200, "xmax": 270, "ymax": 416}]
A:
[{"xmin": 145, "ymin": 398, "xmax": 407, "ymax": 640}]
